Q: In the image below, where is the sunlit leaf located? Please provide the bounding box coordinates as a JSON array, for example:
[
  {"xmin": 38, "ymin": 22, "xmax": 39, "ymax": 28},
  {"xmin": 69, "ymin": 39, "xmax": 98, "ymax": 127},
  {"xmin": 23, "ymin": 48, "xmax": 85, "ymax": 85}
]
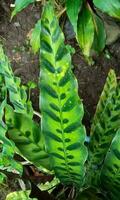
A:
[
  {"xmin": 30, "ymin": 19, "xmax": 41, "ymax": 54},
  {"xmin": 40, "ymin": 2, "xmax": 88, "ymax": 186}
]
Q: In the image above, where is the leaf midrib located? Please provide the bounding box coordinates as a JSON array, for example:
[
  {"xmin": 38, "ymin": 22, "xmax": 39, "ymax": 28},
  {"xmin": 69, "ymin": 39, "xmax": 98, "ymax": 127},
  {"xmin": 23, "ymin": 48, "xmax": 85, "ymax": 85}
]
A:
[{"xmin": 49, "ymin": 21, "xmax": 72, "ymax": 179}]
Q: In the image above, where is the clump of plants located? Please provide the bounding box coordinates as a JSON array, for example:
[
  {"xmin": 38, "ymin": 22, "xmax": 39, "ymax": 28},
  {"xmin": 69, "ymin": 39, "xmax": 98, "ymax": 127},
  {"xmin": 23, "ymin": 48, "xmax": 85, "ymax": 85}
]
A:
[
  {"xmin": 0, "ymin": 1, "xmax": 120, "ymax": 200},
  {"xmin": 11, "ymin": 0, "xmax": 120, "ymax": 62}
]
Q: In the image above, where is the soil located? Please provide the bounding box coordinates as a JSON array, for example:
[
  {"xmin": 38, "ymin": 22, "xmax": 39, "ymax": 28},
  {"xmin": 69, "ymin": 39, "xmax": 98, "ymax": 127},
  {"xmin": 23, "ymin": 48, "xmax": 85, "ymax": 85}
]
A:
[{"xmin": 0, "ymin": 2, "xmax": 120, "ymax": 199}]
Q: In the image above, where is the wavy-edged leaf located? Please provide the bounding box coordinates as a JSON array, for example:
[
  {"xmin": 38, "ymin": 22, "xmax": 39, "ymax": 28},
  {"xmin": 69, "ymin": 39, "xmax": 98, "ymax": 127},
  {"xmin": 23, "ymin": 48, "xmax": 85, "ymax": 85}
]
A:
[
  {"xmin": 66, "ymin": 0, "xmax": 83, "ymax": 33},
  {"xmin": 93, "ymin": 0, "xmax": 120, "ymax": 19},
  {"xmin": 40, "ymin": 2, "xmax": 87, "ymax": 186},
  {"xmin": 6, "ymin": 190, "xmax": 37, "ymax": 200},
  {"xmin": 5, "ymin": 105, "xmax": 50, "ymax": 171},
  {"xmin": 77, "ymin": 2, "xmax": 94, "ymax": 58},
  {"xmin": 88, "ymin": 69, "xmax": 120, "ymax": 184},
  {"xmin": 12, "ymin": 0, "xmax": 35, "ymax": 18},
  {"xmin": 30, "ymin": 19, "xmax": 41, "ymax": 54},
  {"xmin": 0, "ymin": 45, "xmax": 33, "ymax": 116},
  {"xmin": 101, "ymin": 129, "xmax": 120, "ymax": 200},
  {"xmin": 92, "ymin": 14, "xmax": 106, "ymax": 53}
]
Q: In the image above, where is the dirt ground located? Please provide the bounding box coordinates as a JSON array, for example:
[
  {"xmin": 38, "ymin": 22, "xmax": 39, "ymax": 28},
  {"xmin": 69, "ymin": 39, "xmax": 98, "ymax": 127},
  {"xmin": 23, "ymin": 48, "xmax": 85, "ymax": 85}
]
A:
[{"xmin": 0, "ymin": 2, "xmax": 120, "ymax": 199}]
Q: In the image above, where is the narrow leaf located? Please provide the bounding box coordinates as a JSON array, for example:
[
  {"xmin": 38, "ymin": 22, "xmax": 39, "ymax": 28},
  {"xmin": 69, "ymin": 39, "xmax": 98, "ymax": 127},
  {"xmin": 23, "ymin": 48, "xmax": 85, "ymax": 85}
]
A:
[
  {"xmin": 66, "ymin": 0, "xmax": 83, "ymax": 33},
  {"xmin": 12, "ymin": 0, "xmax": 35, "ymax": 18},
  {"xmin": 101, "ymin": 129, "xmax": 120, "ymax": 199},
  {"xmin": 92, "ymin": 14, "xmax": 106, "ymax": 53},
  {"xmin": 0, "ymin": 45, "xmax": 33, "ymax": 116},
  {"xmin": 88, "ymin": 69, "xmax": 120, "ymax": 185},
  {"xmin": 30, "ymin": 19, "xmax": 41, "ymax": 54},
  {"xmin": 77, "ymin": 2, "xmax": 94, "ymax": 58}
]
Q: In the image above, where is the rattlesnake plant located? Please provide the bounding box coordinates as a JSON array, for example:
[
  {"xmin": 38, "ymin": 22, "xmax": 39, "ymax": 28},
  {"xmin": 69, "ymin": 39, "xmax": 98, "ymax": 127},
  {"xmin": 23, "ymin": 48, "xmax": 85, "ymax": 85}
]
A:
[{"xmin": 0, "ymin": 2, "xmax": 120, "ymax": 200}]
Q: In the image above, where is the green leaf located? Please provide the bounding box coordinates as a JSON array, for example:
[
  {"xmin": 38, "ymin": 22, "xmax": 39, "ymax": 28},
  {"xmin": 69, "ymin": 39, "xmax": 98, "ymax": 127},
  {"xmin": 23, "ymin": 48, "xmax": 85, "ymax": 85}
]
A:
[
  {"xmin": 93, "ymin": 0, "xmax": 120, "ymax": 19},
  {"xmin": 12, "ymin": 0, "xmax": 35, "ymax": 18},
  {"xmin": 0, "ymin": 45, "xmax": 33, "ymax": 117},
  {"xmin": 6, "ymin": 190, "xmax": 37, "ymax": 200},
  {"xmin": 77, "ymin": 2, "xmax": 94, "ymax": 58},
  {"xmin": 5, "ymin": 105, "xmax": 50, "ymax": 171},
  {"xmin": 30, "ymin": 19, "xmax": 41, "ymax": 54},
  {"xmin": 0, "ymin": 172, "xmax": 7, "ymax": 184},
  {"xmin": 0, "ymin": 99, "xmax": 22, "ymax": 175},
  {"xmin": 40, "ymin": 2, "xmax": 87, "ymax": 186},
  {"xmin": 101, "ymin": 129, "xmax": 120, "ymax": 199},
  {"xmin": 27, "ymin": 81, "xmax": 37, "ymax": 89},
  {"xmin": 66, "ymin": 0, "xmax": 83, "ymax": 33},
  {"xmin": 92, "ymin": 14, "xmax": 106, "ymax": 53},
  {"xmin": 88, "ymin": 69, "xmax": 120, "ymax": 185}
]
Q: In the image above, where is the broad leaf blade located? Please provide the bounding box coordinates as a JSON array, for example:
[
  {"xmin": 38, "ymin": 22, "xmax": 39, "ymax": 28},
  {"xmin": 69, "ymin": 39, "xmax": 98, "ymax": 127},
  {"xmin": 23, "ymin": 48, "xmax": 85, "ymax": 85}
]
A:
[
  {"xmin": 66, "ymin": 0, "xmax": 83, "ymax": 33},
  {"xmin": 30, "ymin": 19, "xmax": 41, "ymax": 54},
  {"xmin": 88, "ymin": 70, "xmax": 120, "ymax": 184},
  {"xmin": 93, "ymin": 0, "xmax": 120, "ymax": 19},
  {"xmin": 12, "ymin": 0, "xmax": 35, "ymax": 18},
  {"xmin": 77, "ymin": 2, "xmax": 94, "ymax": 58},
  {"xmin": 101, "ymin": 129, "xmax": 120, "ymax": 199},
  {"xmin": 5, "ymin": 105, "xmax": 50, "ymax": 170},
  {"xmin": 40, "ymin": 3, "xmax": 87, "ymax": 186}
]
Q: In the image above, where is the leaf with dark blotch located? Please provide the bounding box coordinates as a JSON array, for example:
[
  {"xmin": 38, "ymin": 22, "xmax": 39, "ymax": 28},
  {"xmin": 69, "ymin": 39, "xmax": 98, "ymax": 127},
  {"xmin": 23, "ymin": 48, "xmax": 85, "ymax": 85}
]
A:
[
  {"xmin": 40, "ymin": 2, "xmax": 87, "ymax": 187},
  {"xmin": 45, "ymin": 131, "xmax": 62, "ymax": 142},
  {"xmin": 5, "ymin": 105, "xmax": 50, "ymax": 170},
  {"xmin": 101, "ymin": 129, "xmax": 120, "ymax": 198},
  {"xmin": 67, "ymin": 142, "xmax": 80, "ymax": 151}
]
